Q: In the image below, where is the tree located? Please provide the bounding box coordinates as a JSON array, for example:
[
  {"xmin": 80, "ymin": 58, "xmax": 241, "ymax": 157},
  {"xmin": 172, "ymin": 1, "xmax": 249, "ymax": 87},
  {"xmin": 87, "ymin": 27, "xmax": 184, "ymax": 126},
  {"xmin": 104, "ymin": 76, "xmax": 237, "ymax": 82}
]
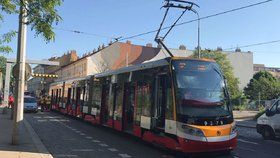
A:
[
  {"xmin": 0, "ymin": 0, "xmax": 62, "ymax": 53},
  {"xmin": 192, "ymin": 49, "xmax": 240, "ymax": 99},
  {"xmin": 244, "ymin": 71, "xmax": 280, "ymax": 100}
]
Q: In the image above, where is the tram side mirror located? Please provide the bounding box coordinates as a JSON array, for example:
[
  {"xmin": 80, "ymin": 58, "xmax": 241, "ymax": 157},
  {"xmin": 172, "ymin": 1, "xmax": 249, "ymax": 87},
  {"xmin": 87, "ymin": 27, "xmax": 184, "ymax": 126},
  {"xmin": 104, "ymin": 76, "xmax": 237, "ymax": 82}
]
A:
[{"xmin": 265, "ymin": 109, "xmax": 274, "ymax": 117}]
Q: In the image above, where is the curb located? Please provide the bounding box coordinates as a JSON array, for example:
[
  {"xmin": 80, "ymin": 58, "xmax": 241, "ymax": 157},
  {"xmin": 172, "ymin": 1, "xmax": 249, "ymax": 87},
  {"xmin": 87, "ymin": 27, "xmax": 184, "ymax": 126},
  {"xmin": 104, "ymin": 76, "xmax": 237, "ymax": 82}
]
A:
[
  {"xmin": 23, "ymin": 119, "xmax": 53, "ymax": 158},
  {"xmin": 234, "ymin": 116, "xmax": 255, "ymax": 120}
]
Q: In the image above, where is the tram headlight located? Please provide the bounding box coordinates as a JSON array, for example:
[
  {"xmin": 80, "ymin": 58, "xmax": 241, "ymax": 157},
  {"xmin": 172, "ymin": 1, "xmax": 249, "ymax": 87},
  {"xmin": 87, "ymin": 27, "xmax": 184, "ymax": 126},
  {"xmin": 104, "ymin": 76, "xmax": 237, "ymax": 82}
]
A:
[
  {"xmin": 182, "ymin": 125, "xmax": 205, "ymax": 137},
  {"xmin": 231, "ymin": 122, "xmax": 237, "ymax": 134}
]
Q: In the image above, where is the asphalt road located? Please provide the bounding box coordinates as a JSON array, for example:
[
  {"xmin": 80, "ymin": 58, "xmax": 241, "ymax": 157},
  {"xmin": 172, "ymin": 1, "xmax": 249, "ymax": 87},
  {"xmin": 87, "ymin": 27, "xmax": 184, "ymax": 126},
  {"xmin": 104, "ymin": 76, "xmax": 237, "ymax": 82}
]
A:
[{"xmin": 24, "ymin": 112, "xmax": 280, "ymax": 158}]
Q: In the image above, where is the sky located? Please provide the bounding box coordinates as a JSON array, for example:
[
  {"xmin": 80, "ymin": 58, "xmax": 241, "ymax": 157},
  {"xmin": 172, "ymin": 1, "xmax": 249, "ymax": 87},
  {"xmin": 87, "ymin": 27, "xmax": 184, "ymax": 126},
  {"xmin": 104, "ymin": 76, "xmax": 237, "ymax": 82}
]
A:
[{"xmin": 1, "ymin": 0, "xmax": 280, "ymax": 67}]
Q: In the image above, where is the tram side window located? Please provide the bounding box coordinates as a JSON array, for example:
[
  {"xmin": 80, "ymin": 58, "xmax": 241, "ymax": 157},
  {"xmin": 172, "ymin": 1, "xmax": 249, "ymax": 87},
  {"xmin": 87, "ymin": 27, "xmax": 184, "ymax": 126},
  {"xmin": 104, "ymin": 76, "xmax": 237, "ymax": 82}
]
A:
[
  {"xmin": 142, "ymin": 84, "xmax": 152, "ymax": 116},
  {"xmin": 55, "ymin": 89, "xmax": 59, "ymax": 104},
  {"xmin": 102, "ymin": 84, "xmax": 110, "ymax": 122},
  {"xmin": 84, "ymin": 84, "xmax": 89, "ymax": 105},
  {"xmin": 92, "ymin": 82, "xmax": 102, "ymax": 115},
  {"xmin": 115, "ymin": 84, "xmax": 124, "ymax": 121},
  {"xmin": 62, "ymin": 87, "xmax": 67, "ymax": 105},
  {"xmin": 136, "ymin": 83, "xmax": 152, "ymax": 117},
  {"xmin": 67, "ymin": 88, "xmax": 71, "ymax": 105},
  {"xmin": 51, "ymin": 90, "xmax": 54, "ymax": 104},
  {"xmin": 58, "ymin": 89, "xmax": 62, "ymax": 104},
  {"xmin": 135, "ymin": 84, "xmax": 142, "ymax": 125},
  {"xmin": 80, "ymin": 86, "xmax": 85, "ymax": 106},
  {"xmin": 76, "ymin": 87, "xmax": 81, "ymax": 106},
  {"xmin": 108, "ymin": 84, "xmax": 116, "ymax": 119},
  {"xmin": 165, "ymin": 77, "xmax": 174, "ymax": 120},
  {"xmin": 72, "ymin": 88, "xmax": 76, "ymax": 106}
]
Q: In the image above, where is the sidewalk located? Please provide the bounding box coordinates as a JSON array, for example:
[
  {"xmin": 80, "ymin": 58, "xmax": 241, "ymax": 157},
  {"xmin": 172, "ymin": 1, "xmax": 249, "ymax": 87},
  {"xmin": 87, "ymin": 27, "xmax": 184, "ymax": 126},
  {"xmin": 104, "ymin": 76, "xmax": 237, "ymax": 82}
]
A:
[
  {"xmin": 0, "ymin": 107, "xmax": 53, "ymax": 158},
  {"xmin": 233, "ymin": 110, "xmax": 259, "ymax": 119}
]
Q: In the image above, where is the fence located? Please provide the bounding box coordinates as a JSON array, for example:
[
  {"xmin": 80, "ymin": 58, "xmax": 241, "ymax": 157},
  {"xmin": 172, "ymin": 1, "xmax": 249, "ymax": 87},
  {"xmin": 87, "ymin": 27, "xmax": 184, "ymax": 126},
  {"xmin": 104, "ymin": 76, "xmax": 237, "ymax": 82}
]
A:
[{"xmin": 232, "ymin": 98, "xmax": 277, "ymax": 111}]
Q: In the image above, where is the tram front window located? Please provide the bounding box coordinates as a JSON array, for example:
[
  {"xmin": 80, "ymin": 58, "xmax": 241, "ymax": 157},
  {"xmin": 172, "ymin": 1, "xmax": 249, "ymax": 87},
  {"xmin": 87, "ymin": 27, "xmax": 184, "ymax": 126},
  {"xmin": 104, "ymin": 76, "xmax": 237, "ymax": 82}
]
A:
[{"xmin": 173, "ymin": 60, "xmax": 231, "ymax": 121}]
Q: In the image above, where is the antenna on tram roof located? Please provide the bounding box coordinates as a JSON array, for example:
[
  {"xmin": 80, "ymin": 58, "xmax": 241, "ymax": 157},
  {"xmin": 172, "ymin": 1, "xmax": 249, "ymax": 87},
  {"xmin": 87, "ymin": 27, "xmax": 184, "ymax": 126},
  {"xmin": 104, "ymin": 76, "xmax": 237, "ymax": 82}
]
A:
[{"xmin": 155, "ymin": 0, "xmax": 199, "ymax": 57}]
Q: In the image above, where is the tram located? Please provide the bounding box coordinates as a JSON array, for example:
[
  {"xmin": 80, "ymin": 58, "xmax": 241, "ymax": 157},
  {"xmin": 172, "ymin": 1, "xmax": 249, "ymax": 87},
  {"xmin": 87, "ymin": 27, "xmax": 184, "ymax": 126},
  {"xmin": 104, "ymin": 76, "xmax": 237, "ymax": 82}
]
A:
[{"xmin": 49, "ymin": 57, "xmax": 237, "ymax": 153}]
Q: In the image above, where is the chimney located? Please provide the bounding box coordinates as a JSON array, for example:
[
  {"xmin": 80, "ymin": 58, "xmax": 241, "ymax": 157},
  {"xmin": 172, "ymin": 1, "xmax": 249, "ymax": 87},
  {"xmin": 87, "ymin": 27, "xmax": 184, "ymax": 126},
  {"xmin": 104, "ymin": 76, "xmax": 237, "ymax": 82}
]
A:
[
  {"xmin": 146, "ymin": 43, "xmax": 153, "ymax": 47},
  {"xmin": 102, "ymin": 44, "xmax": 105, "ymax": 49},
  {"xmin": 235, "ymin": 47, "xmax": 241, "ymax": 52},
  {"xmin": 217, "ymin": 47, "xmax": 223, "ymax": 51},
  {"xmin": 179, "ymin": 45, "xmax": 186, "ymax": 50},
  {"xmin": 126, "ymin": 40, "xmax": 131, "ymax": 45}
]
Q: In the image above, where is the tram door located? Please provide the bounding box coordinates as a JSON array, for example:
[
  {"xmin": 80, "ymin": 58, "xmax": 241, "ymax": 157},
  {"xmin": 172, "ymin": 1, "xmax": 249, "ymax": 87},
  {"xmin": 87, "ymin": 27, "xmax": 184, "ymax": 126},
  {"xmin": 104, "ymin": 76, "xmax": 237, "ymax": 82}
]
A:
[
  {"xmin": 100, "ymin": 84, "xmax": 110, "ymax": 125},
  {"xmin": 76, "ymin": 87, "xmax": 81, "ymax": 114},
  {"xmin": 123, "ymin": 83, "xmax": 135, "ymax": 132},
  {"xmin": 153, "ymin": 74, "xmax": 167, "ymax": 130}
]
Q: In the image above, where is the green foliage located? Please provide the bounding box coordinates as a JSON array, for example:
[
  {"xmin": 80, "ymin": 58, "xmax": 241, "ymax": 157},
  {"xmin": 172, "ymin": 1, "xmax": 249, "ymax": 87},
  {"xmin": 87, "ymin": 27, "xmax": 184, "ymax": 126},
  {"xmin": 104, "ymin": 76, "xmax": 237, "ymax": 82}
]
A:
[
  {"xmin": 0, "ymin": 0, "xmax": 62, "ymax": 52},
  {"xmin": 192, "ymin": 49, "xmax": 241, "ymax": 99},
  {"xmin": 233, "ymin": 104, "xmax": 248, "ymax": 111},
  {"xmin": 0, "ymin": 31, "xmax": 17, "ymax": 53},
  {"xmin": 244, "ymin": 71, "xmax": 280, "ymax": 100},
  {"xmin": 0, "ymin": 56, "xmax": 7, "ymax": 74}
]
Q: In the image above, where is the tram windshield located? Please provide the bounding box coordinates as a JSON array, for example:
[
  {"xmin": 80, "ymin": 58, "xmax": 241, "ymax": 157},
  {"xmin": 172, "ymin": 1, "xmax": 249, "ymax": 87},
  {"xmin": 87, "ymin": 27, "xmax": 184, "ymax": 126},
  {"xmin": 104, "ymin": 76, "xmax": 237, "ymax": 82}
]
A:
[{"xmin": 172, "ymin": 60, "xmax": 231, "ymax": 118}]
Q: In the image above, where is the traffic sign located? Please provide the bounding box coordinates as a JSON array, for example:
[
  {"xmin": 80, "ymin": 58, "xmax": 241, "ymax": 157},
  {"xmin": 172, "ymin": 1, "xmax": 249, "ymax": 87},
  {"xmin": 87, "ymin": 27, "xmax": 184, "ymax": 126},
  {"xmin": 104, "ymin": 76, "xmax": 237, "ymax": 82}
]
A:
[{"xmin": 12, "ymin": 63, "xmax": 32, "ymax": 81}]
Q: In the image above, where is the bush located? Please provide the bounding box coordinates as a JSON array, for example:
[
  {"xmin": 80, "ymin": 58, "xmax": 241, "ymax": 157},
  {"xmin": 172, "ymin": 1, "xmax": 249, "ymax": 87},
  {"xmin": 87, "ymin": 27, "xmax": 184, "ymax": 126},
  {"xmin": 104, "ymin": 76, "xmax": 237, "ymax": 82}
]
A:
[{"xmin": 233, "ymin": 104, "xmax": 248, "ymax": 111}]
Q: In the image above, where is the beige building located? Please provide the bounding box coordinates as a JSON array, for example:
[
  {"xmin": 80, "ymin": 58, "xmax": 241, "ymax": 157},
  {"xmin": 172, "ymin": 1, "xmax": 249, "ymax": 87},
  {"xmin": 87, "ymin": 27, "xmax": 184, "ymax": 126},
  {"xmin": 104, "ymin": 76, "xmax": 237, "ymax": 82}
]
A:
[
  {"xmin": 53, "ymin": 42, "xmax": 254, "ymax": 92},
  {"xmin": 254, "ymin": 64, "xmax": 280, "ymax": 79}
]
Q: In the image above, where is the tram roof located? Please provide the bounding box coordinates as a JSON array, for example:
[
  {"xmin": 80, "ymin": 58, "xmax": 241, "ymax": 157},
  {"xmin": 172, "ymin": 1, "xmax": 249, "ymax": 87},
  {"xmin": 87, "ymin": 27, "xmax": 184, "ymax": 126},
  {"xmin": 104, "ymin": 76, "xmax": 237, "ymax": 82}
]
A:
[{"xmin": 95, "ymin": 58, "xmax": 170, "ymax": 78}]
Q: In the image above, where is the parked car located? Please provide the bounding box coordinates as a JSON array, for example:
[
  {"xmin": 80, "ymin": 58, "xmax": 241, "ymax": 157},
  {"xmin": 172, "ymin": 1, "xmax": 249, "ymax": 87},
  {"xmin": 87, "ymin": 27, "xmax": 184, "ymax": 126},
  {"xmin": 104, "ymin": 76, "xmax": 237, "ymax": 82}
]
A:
[
  {"xmin": 257, "ymin": 98, "xmax": 280, "ymax": 139},
  {"xmin": 24, "ymin": 96, "xmax": 38, "ymax": 113}
]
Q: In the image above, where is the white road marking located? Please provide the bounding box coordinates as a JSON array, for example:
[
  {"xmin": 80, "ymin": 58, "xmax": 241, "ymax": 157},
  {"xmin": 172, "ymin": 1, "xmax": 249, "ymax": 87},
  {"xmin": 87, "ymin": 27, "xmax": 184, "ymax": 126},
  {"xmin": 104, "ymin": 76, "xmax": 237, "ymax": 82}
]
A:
[
  {"xmin": 85, "ymin": 136, "xmax": 93, "ymax": 139},
  {"xmin": 108, "ymin": 148, "xmax": 118, "ymax": 152},
  {"xmin": 63, "ymin": 138, "xmax": 76, "ymax": 141},
  {"xmin": 92, "ymin": 140, "xmax": 101, "ymax": 143},
  {"xmin": 99, "ymin": 143, "xmax": 109, "ymax": 147},
  {"xmin": 37, "ymin": 119, "xmax": 47, "ymax": 122},
  {"xmin": 72, "ymin": 149, "xmax": 94, "ymax": 152},
  {"xmin": 238, "ymin": 138, "xmax": 259, "ymax": 145},
  {"xmin": 119, "ymin": 154, "xmax": 132, "ymax": 158},
  {"xmin": 80, "ymin": 133, "xmax": 85, "ymax": 136},
  {"xmin": 55, "ymin": 154, "xmax": 78, "ymax": 157}
]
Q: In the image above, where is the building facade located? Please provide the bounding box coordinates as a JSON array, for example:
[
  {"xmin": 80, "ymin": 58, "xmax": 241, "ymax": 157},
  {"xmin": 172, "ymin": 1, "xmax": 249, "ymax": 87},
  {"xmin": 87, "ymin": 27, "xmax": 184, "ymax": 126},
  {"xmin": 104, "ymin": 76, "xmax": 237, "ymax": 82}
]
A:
[
  {"xmin": 254, "ymin": 64, "xmax": 280, "ymax": 79},
  {"xmin": 52, "ymin": 41, "xmax": 254, "ymax": 91},
  {"xmin": 27, "ymin": 50, "xmax": 78, "ymax": 97},
  {"xmin": 27, "ymin": 65, "xmax": 46, "ymax": 97},
  {"xmin": 225, "ymin": 51, "xmax": 254, "ymax": 90}
]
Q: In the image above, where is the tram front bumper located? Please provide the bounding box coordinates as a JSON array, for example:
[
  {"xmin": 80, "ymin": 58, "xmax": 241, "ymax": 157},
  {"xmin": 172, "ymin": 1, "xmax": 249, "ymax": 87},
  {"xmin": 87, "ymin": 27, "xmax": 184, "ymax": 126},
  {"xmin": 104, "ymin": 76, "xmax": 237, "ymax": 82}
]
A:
[{"xmin": 178, "ymin": 135, "xmax": 237, "ymax": 153}]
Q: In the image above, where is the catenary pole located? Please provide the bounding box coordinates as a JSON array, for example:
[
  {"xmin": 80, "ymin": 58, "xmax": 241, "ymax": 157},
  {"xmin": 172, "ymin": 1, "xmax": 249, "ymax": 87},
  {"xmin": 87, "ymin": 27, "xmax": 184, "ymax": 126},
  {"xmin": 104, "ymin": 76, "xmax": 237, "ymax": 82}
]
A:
[{"xmin": 12, "ymin": 0, "xmax": 28, "ymax": 145}]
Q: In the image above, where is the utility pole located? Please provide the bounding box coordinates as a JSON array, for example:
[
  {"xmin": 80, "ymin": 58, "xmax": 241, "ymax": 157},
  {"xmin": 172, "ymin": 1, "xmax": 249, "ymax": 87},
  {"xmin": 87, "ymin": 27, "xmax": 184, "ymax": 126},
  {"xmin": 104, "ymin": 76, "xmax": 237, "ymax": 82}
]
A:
[
  {"xmin": 12, "ymin": 1, "xmax": 27, "ymax": 145},
  {"xmin": 196, "ymin": 12, "xmax": 201, "ymax": 59}
]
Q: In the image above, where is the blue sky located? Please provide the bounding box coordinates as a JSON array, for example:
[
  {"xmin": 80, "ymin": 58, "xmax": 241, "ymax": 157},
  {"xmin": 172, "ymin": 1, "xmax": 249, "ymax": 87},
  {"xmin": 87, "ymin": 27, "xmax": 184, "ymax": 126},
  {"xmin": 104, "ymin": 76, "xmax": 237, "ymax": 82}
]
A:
[{"xmin": 1, "ymin": 0, "xmax": 280, "ymax": 67}]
